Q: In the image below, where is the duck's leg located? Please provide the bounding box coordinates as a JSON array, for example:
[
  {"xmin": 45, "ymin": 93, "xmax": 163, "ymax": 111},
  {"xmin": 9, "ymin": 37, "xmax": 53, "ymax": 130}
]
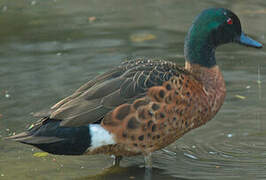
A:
[
  {"xmin": 112, "ymin": 155, "xmax": 123, "ymax": 166},
  {"xmin": 144, "ymin": 152, "xmax": 152, "ymax": 169},
  {"xmin": 144, "ymin": 152, "xmax": 152, "ymax": 180}
]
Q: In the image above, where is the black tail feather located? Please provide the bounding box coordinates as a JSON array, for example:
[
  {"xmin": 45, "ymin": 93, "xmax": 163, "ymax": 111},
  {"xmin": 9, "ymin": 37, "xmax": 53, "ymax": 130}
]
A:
[{"xmin": 6, "ymin": 118, "xmax": 91, "ymax": 155}]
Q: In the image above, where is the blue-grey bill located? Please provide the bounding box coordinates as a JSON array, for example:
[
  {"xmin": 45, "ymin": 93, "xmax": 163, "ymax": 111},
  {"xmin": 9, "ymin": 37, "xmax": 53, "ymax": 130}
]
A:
[{"xmin": 238, "ymin": 33, "xmax": 263, "ymax": 48}]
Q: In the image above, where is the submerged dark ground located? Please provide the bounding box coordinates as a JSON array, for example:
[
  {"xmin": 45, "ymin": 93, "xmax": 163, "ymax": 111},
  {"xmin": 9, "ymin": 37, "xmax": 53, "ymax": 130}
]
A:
[{"xmin": 1, "ymin": 0, "xmax": 266, "ymax": 179}]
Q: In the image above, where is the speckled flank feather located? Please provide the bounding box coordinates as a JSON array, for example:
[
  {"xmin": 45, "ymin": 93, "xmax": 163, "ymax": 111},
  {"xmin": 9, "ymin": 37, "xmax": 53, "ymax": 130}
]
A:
[{"xmin": 86, "ymin": 62, "xmax": 226, "ymax": 156}]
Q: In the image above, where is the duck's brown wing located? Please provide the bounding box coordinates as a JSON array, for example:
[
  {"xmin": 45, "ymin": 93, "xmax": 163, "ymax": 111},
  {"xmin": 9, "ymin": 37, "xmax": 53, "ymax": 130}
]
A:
[{"xmin": 49, "ymin": 58, "xmax": 187, "ymax": 127}]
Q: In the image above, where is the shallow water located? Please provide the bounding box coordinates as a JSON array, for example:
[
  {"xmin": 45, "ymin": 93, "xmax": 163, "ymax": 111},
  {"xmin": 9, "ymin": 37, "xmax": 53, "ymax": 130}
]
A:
[{"xmin": 1, "ymin": 0, "xmax": 266, "ymax": 179}]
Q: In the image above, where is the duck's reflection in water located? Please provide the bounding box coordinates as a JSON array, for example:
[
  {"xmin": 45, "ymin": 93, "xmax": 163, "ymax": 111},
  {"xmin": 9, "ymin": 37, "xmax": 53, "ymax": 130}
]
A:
[{"xmin": 76, "ymin": 165, "xmax": 188, "ymax": 180}]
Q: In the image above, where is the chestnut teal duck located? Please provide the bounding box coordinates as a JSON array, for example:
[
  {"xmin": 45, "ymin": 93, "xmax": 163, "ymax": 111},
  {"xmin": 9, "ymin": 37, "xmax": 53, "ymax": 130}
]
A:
[{"xmin": 7, "ymin": 8, "xmax": 263, "ymax": 169}]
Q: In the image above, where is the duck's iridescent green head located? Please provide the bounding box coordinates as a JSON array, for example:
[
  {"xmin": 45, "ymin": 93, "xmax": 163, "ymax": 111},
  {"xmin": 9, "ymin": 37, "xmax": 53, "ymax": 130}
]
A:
[{"xmin": 184, "ymin": 8, "xmax": 263, "ymax": 68}]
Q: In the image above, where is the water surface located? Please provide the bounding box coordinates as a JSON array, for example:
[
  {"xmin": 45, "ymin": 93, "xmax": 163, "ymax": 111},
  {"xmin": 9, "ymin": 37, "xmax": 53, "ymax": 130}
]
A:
[{"xmin": 1, "ymin": 0, "xmax": 266, "ymax": 179}]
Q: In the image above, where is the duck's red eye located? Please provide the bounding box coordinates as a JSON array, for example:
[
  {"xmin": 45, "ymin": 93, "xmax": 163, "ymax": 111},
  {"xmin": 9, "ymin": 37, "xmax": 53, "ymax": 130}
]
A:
[{"xmin": 227, "ymin": 18, "xmax": 233, "ymax": 25}]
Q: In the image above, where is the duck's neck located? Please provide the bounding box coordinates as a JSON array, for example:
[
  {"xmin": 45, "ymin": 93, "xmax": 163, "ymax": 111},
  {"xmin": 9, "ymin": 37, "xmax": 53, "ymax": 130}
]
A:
[
  {"xmin": 184, "ymin": 24, "xmax": 217, "ymax": 68},
  {"xmin": 184, "ymin": 27, "xmax": 222, "ymax": 89}
]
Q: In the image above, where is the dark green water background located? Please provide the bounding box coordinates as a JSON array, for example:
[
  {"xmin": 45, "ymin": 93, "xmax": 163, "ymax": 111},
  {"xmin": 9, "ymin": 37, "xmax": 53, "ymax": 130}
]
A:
[{"xmin": 1, "ymin": 0, "xmax": 266, "ymax": 179}]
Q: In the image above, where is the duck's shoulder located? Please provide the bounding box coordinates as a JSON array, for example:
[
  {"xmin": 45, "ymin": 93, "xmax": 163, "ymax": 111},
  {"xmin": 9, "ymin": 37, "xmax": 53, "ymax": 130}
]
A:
[{"xmin": 120, "ymin": 57, "xmax": 188, "ymax": 75}]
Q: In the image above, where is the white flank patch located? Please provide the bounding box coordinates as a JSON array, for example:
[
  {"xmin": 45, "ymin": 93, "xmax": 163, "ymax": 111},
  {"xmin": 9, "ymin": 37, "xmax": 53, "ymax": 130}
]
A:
[{"xmin": 89, "ymin": 124, "xmax": 116, "ymax": 150}]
